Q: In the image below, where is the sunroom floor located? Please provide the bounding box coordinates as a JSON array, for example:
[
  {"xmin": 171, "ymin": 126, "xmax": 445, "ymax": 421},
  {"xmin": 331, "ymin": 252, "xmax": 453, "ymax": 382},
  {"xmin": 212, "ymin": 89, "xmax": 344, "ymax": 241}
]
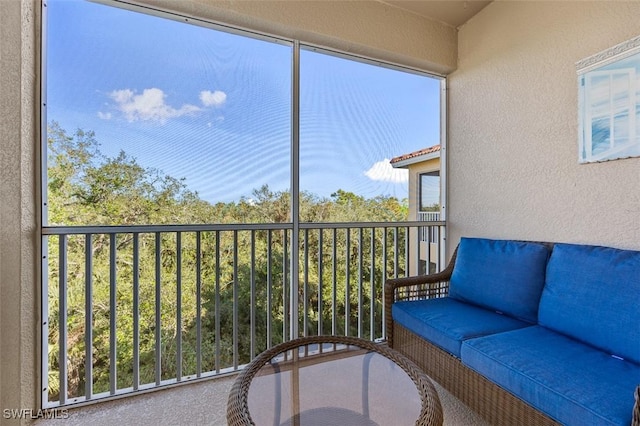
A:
[{"xmin": 34, "ymin": 375, "xmax": 487, "ymax": 425}]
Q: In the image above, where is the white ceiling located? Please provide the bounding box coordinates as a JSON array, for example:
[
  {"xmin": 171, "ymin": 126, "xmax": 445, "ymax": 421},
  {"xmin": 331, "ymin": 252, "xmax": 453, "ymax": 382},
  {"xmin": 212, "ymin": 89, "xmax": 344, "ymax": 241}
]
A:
[{"xmin": 382, "ymin": 0, "xmax": 491, "ymax": 28}]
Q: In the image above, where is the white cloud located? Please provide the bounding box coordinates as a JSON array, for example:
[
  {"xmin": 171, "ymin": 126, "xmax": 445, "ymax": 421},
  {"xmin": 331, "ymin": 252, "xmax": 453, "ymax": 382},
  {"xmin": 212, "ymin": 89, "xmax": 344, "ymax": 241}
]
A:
[
  {"xmin": 109, "ymin": 88, "xmax": 200, "ymax": 123},
  {"xmin": 364, "ymin": 159, "xmax": 408, "ymax": 183},
  {"xmin": 200, "ymin": 90, "xmax": 227, "ymax": 107},
  {"xmin": 97, "ymin": 111, "xmax": 112, "ymax": 120}
]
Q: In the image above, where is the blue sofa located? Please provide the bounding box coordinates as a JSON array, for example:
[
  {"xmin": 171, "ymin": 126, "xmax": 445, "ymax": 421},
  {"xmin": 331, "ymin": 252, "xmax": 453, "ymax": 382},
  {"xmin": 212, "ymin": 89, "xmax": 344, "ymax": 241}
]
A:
[{"xmin": 385, "ymin": 237, "xmax": 640, "ymax": 426}]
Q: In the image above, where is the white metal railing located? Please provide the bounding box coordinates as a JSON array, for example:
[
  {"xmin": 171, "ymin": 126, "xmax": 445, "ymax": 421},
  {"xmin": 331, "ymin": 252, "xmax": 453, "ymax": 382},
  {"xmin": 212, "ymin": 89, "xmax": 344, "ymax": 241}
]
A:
[
  {"xmin": 417, "ymin": 211, "xmax": 441, "ymax": 222},
  {"xmin": 41, "ymin": 221, "xmax": 445, "ymax": 407}
]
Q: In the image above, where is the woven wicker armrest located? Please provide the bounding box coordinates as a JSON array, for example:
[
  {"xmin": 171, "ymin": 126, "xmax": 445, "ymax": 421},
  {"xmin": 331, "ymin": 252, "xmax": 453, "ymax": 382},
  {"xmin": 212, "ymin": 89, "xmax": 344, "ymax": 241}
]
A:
[
  {"xmin": 384, "ymin": 245, "xmax": 458, "ymax": 347},
  {"xmin": 385, "ymin": 244, "xmax": 458, "ymax": 302},
  {"xmin": 384, "ymin": 268, "xmax": 453, "ymax": 295}
]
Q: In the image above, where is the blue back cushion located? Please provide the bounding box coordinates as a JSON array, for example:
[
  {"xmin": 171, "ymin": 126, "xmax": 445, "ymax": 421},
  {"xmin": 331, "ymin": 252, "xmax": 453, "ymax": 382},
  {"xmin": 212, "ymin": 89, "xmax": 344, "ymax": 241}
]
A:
[
  {"xmin": 538, "ymin": 243, "xmax": 640, "ymax": 364},
  {"xmin": 449, "ymin": 238, "xmax": 551, "ymax": 323}
]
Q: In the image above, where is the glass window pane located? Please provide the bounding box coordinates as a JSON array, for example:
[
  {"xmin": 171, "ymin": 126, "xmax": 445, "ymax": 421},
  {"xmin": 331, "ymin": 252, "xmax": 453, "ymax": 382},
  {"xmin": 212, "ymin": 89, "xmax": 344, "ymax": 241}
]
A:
[{"xmin": 420, "ymin": 172, "xmax": 440, "ymax": 211}]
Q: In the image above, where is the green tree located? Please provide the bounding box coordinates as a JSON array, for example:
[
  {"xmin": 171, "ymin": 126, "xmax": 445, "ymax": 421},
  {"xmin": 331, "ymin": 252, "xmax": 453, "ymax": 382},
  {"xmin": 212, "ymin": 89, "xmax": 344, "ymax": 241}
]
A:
[{"xmin": 46, "ymin": 123, "xmax": 410, "ymax": 401}]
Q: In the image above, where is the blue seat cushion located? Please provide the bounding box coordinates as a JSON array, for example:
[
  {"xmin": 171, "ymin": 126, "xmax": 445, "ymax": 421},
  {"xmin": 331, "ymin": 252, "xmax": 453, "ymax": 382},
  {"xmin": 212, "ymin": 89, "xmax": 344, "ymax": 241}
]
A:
[
  {"xmin": 449, "ymin": 237, "xmax": 551, "ymax": 323},
  {"xmin": 539, "ymin": 243, "xmax": 640, "ymax": 364},
  {"xmin": 461, "ymin": 326, "xmax": 640, "ymax": 426},
  {"xmin": 392, "ymin": 297, "xmax": 532, "ymax": 358}
]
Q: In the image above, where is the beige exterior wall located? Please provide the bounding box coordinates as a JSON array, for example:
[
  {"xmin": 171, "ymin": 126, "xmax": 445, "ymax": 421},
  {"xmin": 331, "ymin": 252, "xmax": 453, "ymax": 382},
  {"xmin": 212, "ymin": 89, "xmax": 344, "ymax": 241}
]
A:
[
  {"xmin": 448, "ymin": 1, "xmax": 640, "ymax": 254},
  {"xmin": 405, "ymin": 158, "xmax": 440, "ymax": 276},
  {"xmin": 0, "ymin": 0, "xmax": 455, "ymax": 418},
  {"xmin": 1, "ymin": 0, "xmax": 40, "ymax": 421},
  {"xmin": 406, "ymin": 158, "xmax": 441, "ymax": 221}
]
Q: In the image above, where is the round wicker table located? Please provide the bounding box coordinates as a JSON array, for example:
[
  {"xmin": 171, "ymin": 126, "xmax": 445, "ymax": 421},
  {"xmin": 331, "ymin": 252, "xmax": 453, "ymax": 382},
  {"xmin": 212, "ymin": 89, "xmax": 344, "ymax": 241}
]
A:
[{"xmin": 227, "ymin": 335, "xmax": 443, "ymax": 426}]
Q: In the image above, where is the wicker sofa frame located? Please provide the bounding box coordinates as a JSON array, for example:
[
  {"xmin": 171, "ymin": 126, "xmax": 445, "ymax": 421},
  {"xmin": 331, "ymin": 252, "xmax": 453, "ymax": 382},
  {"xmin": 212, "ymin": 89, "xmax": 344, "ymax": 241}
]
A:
[{"xmin": 384, "ymin": 244, "xmax": 640, "ymax": 426}]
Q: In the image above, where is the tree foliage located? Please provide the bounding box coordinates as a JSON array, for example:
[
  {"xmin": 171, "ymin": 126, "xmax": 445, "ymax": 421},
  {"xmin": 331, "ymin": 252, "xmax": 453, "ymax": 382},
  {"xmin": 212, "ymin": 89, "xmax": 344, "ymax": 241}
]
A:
[{"xmin": 46, "ymin": 123, "xmax": 409, "ymax": 401}]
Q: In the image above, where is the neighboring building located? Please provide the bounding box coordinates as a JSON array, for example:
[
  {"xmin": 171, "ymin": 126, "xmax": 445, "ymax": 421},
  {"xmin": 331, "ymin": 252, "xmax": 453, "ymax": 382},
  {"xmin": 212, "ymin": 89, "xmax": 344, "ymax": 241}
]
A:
[
  {"xmin": 391, "ymin": 145, "xmax": 442, "ymax": 275},
  {"xmin": 390, "ymin": 144, "xmax": 441, "ymax": 221}
]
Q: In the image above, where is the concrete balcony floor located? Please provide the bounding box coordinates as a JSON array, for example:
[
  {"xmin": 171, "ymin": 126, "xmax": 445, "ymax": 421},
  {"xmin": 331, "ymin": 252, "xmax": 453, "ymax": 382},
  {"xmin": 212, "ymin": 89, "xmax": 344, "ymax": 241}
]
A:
[{"xmin": 34, "ymin": 375, "xmax": 487, "ymax": 425}]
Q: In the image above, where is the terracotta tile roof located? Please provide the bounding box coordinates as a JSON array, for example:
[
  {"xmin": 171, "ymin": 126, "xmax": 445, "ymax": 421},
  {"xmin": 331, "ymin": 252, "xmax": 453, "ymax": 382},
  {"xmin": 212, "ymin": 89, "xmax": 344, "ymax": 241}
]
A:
[{"xmin": 390, "ymin": 144, "xmax": 440, "ymax": 164}]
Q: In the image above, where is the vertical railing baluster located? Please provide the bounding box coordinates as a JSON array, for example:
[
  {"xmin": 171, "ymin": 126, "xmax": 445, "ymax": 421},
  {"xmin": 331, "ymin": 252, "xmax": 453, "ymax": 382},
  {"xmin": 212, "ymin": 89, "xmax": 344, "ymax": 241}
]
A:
[
  {"xmin": 437, "ymin": 224, "xmax": 440, "ymax": 273},
  {"xmin": 195, "ymin": 232, "xmax": 202, "ymax": 377},
  {"xmin": 382, "ymin": 228, "xmax": 388, "ymax": 340},
  {"xmin": 370, "ymin": 228, "xmax": 375, "ymax": 340},
  {"xmin": 233, "ymin": 230, "xmax": 238, "ymax": 369},
  {"xmin": 332, "ymin": 228, "xmax": 337, "ymax": 336},
  {"xmin": 437, "ymin": 225, "xmax": 443, "ymax": 273},
  {"xmin": 345, "ymin": 228, "xmax": 350, "ymax": 337},
  {"xmin": 394, "ymin": 227, "xmax": 399, "ymax": 279},
  {"xmin": 109, "ymin": 233, "xmax": 117, "ymax": 394},
  {"xmin": 358, "ymin": 227, "xmax": 363, "ymax": 338},
  {"xmin": 155, "ymin": 232, "xmax": 161, "ymax": 385},
  {"xmin": 250, "ymin": 230, "xmax": 256, "ymax": 358},
  {"xmin": 266, "ymin": 230, "xmax": 272, "ymax": 348},
  {"xmin": 425, "ymin": 224, "xmax": 431, "ymax": 273},
  {"xmin": 436, "ymin": 225, "xmax": 441, "ymax": 272},
  {"xmin": 215, "ymin": 231, "xmax": 221, "ymax": 374},
  {"xmin": 84, "ymin": 233, "xmax": 93, "ymax": 400},
  {"xmin": 405, "ymin": 226, "xmax": 410, "ymax": 277},
  {"xmin": 132, "ymin": 233, "xmax": 140, "ymax": 390},
  {"xmin": 282, "ymin": 229, "xmax": 288, "ymax": 342},
  {"xmin": 303, "ymin": 228, "xmax": 308, "ymax": 337},
  {"xmin": 415, "ymin": 225, "xmax": 420, "ymax": 274},
  {"xmin": 176, "ymin": 232, "xmax": 182, "ymax": 381},
  {"xmin": 317, "ymin": 229, "xmax": 323, "ymax": 336},
  {"xmin": 58, "ymin": 235, "xmax": 68, "ymax": 405}
]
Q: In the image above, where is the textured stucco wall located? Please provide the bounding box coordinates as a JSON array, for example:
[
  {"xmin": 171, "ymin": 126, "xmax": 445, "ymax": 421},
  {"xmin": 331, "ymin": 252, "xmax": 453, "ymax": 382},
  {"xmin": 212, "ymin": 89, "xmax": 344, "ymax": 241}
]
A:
[
  {"xmin": 448, "ymin": 1, "xmax": 640, "ymax": 252},
  {"xmin": 0, "ymin": 0, "xmax": 39, "ymax": 421}
]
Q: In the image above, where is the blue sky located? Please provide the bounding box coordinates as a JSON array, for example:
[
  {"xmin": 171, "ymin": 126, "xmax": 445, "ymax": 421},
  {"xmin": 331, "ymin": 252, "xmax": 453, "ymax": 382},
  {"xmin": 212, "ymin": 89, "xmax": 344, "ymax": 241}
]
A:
[{"xmin": 46, "ymin": 0, "xmax": 441, "ymax": 204}]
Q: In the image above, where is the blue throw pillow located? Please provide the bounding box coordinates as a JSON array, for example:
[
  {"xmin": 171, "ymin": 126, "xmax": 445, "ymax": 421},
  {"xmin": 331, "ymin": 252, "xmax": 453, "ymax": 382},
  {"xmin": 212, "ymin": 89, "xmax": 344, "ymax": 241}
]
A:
[
  {"xmin": 538, "ymin": 243, "xmax": 640, "ymax": 364},
  {"xmin": 449, "ymin": 237, "xmax": 551, "ymax": 323}
]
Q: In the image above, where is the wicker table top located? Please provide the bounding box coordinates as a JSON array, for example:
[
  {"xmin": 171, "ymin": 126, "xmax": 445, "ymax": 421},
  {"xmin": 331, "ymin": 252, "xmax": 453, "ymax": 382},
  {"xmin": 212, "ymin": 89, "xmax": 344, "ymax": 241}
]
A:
[{"xmin": 227, "ymin": 335, "xmax": 443, "ymax": 426}]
